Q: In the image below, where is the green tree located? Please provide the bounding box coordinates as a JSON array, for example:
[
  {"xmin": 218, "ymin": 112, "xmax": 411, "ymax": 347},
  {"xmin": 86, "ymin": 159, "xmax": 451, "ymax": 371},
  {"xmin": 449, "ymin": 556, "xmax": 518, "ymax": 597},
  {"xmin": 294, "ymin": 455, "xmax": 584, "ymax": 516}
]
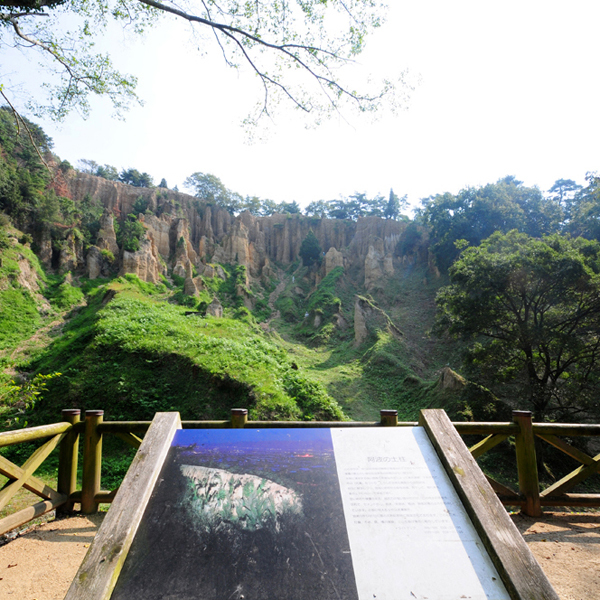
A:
[
  {"xmin": 241, "ymin": 195, "xmax": 262, "ymax": 216},
  {"xmin": 436, "ymin": 230, "xmax": 600, "ymax": 421},
  {"xmin": 277, "ymin": 200, "xmax": 301, "ymax": 214},
  {"xmin": 420, "ymin": 176, "xmax": 562, "ymax": 271},
  {"xmin": 1, "ymin": 0, "xmax": 403, "ymax": 125},
  {"xmin": 117, "ymin": 213, "xmax": 146, "ymax": 251},
  {"xmin": 96, "ymin": 164, "xmax": 119, "ymax": 181},
  {"xmin": 299, "ymin": 229, "xmax": 322, "ymax": 267},
  {"xmin": 260, "ymin": 198, "xmax": 279, "ymax": 216},
  {"xmin": 567, "ymin": 172, "xmax": 600, "ymax": 240},
  {"xmin": 183, "ymin": 172, "xmax": 241, "ymax": 214},
  {"xmin": 119, "ymin": 168, "xmax": 154, "ymax": 188},
  {"xmin": 305, "ymin": 200, "xmax": 330, "ymax": 218},
  {"xmin": 547, "ymin": 178, "xmax": 582, "ymax": 213},
  {"xmin": 384, "ymin": 188, "xmax": 407, "ymax": 220}
]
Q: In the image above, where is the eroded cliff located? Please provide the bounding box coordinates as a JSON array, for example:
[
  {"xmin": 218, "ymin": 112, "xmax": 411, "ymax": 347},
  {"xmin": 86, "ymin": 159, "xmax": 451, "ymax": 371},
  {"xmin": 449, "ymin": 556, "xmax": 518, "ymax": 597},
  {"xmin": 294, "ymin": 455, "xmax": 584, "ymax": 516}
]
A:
[{"xmin": 59, "ymin": 172, "xmax": 427, "ymax": 289}]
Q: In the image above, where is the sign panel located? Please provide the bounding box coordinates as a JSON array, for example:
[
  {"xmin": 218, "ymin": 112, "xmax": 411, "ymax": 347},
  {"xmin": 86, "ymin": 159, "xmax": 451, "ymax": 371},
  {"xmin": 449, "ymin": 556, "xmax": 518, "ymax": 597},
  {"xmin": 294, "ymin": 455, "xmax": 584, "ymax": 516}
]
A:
[{"xmin": 111, "ymin": 427, "xmax": 509, "ymax": 600}]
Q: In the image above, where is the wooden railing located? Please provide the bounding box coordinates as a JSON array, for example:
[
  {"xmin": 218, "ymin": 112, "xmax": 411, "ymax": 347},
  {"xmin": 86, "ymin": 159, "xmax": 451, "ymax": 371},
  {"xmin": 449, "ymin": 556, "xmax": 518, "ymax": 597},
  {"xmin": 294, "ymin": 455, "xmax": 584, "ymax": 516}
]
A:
[{"xmin": 0, "ymin": 407, "xmax": 599, "ymax": 534}]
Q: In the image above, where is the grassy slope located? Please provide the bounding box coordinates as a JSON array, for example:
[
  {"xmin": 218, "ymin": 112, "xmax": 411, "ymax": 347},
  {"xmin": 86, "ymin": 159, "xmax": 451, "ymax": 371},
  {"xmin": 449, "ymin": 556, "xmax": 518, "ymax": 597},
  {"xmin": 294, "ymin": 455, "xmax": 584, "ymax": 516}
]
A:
[
  {"xmin": 268, "ymin": 262, "xmax": 451, "ymax": 420},
  {"xmin": 31, "ymin": 275, "xmax": 345, "ymax": 423}
]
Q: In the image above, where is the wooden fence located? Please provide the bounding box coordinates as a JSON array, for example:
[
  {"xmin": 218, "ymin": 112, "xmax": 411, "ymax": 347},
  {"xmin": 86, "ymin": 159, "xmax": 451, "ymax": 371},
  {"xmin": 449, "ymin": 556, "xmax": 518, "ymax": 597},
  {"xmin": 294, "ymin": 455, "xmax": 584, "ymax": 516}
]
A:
[{"xmin": 0, "ymin": 407, "xmax": 599, "ymax": 535}]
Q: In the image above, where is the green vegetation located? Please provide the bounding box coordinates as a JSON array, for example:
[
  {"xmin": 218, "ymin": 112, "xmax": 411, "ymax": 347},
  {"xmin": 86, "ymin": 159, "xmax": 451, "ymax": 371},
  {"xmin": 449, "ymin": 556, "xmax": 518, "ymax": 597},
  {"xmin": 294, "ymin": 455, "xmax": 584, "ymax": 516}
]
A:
[
  {"xmin": 116, "ymin": 214, "xmax": 146, "ymax": 252},
  {"xmin": 299, "ymin": 230, "xmax": 322, "ymax": 267},
  {"xmin": 31, "ymin": 276, "xmax": 345, "ymax": 423},
  {"xmin": 436, "ymin": 231, "xmax": 600, "ymax": 422}
]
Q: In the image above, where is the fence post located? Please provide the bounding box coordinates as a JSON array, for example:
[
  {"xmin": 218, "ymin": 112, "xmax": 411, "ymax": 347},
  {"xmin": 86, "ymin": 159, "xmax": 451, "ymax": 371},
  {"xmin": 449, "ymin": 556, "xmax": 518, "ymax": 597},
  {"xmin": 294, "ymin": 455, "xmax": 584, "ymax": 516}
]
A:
[
  {"xmin": 513, "ymin": 410, "xmax": 541, "ymax": 517},
  {"xmin": 231, "ymin": 408, "xmax": 248, "ymax": 428},
  {"xmin": 57, "ymin": 409, "xmax": 81, "ymax": 513},
  {"xmin": 380, "ymin": 409, "xmax": 398, "ymax": 427},
  {"xmin": 81, "ymin": 410, "xmax": 104, "ymax": 515}
]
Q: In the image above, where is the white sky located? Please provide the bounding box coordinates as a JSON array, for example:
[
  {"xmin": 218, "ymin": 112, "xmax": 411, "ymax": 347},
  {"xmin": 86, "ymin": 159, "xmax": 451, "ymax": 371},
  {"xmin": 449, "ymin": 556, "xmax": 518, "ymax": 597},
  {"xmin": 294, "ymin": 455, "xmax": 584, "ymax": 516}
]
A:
[{"xmin": 6, "ymin": 1, "xmax": 600, "ymax": 212}]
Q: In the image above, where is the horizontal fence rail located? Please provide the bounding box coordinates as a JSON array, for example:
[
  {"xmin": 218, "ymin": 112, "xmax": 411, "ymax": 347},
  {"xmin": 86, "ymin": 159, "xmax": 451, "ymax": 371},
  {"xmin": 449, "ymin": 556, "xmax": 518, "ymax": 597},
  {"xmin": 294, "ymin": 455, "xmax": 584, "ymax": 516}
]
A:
[{"xmin": 1, "ymin": 408, "xmax": 599, "ymax": 533}]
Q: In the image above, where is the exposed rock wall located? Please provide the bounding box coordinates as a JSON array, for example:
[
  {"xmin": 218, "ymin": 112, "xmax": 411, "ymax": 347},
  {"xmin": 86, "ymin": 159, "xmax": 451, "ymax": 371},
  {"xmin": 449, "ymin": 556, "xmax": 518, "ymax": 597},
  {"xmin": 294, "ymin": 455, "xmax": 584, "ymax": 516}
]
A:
[{"xmin": 63, "ymin": 172, "xmax": 425, "ymax": 283}]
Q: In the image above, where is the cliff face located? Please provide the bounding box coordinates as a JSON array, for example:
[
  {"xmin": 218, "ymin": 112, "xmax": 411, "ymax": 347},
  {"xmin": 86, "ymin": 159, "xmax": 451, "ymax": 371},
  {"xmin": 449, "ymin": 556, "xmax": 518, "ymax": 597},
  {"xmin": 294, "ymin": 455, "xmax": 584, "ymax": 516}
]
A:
[{"xmin": 63, "ymin": 172, "xmax": 423, "ymax": 285}]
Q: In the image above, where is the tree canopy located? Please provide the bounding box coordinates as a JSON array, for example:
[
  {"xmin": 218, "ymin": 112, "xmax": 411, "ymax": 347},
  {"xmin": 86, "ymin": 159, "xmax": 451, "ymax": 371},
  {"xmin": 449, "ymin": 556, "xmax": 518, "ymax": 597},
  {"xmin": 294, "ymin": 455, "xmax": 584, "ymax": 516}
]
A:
[
  {"xmin": 419, "ymin": 176, "xmax": 563, "ymax": 271},
  {"xmin": 1, "ymin": 0, "xmax": 407, "ymax": 125},
  {"xmin": 436, "ymin": 230, "xmax": 600, "ymax": 421},
  {"xmin": 305, "ymin": 191, "xmax": 407, "ymax": 221}
]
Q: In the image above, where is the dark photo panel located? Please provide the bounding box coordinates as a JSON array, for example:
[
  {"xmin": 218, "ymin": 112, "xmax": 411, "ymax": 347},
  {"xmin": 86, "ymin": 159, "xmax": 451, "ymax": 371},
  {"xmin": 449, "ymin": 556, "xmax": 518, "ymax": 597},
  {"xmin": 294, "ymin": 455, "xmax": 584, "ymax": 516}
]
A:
[{"xmin": 111, "ymin": 428, "xmax": 358, "ymax": 600}]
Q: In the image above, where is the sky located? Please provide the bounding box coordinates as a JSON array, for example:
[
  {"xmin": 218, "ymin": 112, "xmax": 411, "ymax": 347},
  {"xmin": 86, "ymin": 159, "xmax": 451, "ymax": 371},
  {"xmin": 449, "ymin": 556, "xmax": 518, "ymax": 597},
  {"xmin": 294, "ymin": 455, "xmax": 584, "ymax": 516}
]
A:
[{"xmin": 5, "ymin": 1, "xmax": 600, "ymax": 213}]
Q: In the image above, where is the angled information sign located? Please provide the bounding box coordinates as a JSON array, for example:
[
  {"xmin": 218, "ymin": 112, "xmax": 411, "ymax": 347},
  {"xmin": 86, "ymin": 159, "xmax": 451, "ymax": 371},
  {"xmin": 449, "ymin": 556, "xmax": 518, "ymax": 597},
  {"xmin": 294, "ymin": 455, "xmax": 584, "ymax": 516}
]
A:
[{"xmin": 66, "ymin": 410, "xmax": 558, "ymax": 600}]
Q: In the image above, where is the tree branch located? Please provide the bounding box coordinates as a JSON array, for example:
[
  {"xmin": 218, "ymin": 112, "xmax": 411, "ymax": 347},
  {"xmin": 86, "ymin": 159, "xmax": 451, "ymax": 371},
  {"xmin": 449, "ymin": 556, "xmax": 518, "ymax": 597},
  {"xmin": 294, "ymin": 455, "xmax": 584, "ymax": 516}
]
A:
[{"xmin": 0, "ymin": 88, "xmax": 50, "ymax": 171}]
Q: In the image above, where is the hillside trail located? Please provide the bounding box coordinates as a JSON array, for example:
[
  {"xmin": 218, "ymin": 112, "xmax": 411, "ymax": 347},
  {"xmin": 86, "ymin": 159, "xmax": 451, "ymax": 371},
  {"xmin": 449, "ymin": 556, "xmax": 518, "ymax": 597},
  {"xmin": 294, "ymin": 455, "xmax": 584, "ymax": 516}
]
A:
[
  {"xmin": 263, "ymin": 268, "xmax": 288, "ymax": 329},
  {"xmin": 2, "ymin": 297, "xmax": 87, "ymax": 380},
  {"xmin": 0, "ymin": 510, "xmax": 598, "ymax": 599}
]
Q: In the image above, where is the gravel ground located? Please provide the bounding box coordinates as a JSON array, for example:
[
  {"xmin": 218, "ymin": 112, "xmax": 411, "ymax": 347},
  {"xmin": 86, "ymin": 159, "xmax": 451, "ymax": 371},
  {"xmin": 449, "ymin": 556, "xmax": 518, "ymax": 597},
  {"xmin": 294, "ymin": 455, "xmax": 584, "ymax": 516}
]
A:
[{"xmin": 0, "ymin": 511, "xmax": 597, "ymax": 600}]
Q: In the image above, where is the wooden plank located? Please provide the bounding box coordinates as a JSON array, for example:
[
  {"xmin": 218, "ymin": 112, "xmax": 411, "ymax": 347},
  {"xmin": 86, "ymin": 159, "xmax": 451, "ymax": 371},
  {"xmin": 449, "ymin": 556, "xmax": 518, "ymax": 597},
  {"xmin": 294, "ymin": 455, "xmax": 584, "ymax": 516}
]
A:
[
  {"xmin": 485, "ymin": 474, "xmax": 521, "ymax": 500},
  {"xmin": 65, "ymin": 412, "xmax": 182, "ymax": 600},
  {"xmin": 536, "ymin": 433, "xmax": 595, "ymax": 466},
  {"xmin": 454, "ymin": 422, "xmax": 519, "ymax": 435},
  {"xmin": 97, "ymin": 422, "xmax": 152, "ymax": 434},
  {"xmin": 0, "ymin": 422, "xmax": 71, "ymax": 448},
  {"xmin": 0, "ymin": 455, "xmax": 62, "ymax": 502},
  {"xmin": 540, "ymin": 493, "xmax": 600, "ymax": 508},
  {"xmin": 532, "ymin": 423, "xmax": 600, "ymax": 436},
  {"xmin": 0, "ymin": 432, "xmax": 66, "ymax": 510},
  {"xmin": 419, "ymin": 409, "xmax": 559, "ymax": 600},
  {"xmin": 113, "ymin": 431, "xmax": 143, "ymax": 449},
  {"xmin": 540, "ymin": 453, "xmax": 600, "ymax": 497},
  {"xmin": 0, "ymin": 494, "xmax": 67, "ymax": 536},
  {"xmin": 469, "ymin": 433, "xmax": 510, "ymax": 458}
]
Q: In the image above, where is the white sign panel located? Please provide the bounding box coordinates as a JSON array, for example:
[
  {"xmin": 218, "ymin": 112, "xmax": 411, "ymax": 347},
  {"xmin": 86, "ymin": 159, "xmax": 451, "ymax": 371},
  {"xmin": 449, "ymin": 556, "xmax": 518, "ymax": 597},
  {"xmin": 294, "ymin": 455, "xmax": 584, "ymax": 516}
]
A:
[{"xmin": 331, "ymin": 427, "xmax": 510, "ymax": 600}]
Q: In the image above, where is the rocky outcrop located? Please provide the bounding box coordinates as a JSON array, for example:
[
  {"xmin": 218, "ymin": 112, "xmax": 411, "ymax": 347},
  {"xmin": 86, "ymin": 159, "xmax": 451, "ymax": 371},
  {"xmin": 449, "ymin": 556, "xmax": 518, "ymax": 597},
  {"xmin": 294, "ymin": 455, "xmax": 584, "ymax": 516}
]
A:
[
  {"xmin": 354, "ymin": 297, "xmax": 369, "ymax": 346},
  {"xmin": 58, "ymin": 233, "xmax": 84, "ymax": 275},
  {"xmin": 206, "ymin": 297, "xmax": 223, "ymax": 318},
  {"xmin": 64, "ymin": 173, "xmax": 429, "ymax": 284},
  {"xmin": 184, "ymin": 276, "xmax": 204, "ymax": 297},
  {"xmin": 37, "ymin": 227, "xmax": 52, "ymax": 269},
  {"xmin": 87, "ymin": 246, "xmax": 102, "ymax": 279},
  {"xmin": 437, "ymin": 366, "xmax": 466, "ymax": 390},
  {"xmin": 325, "ymin": 247, "xmax": 344, "ymax": 275},
  {"xmin": 353, "ymin": 295, "xmax": 402, "ymax": 347},
  {"xmin": 364, "ymin": 245, "xmax": 385, "ymax": 290},
  {"xmin": 120, "ymin": 236, "xmax": 164, "ymax": 284},
  {"xmin": 181, "ymin": 465, "xmax": 303, "ymax": 532},
  {"xmin": 96, "ymin": 211, "xmax": 119, "ymax": 258}
]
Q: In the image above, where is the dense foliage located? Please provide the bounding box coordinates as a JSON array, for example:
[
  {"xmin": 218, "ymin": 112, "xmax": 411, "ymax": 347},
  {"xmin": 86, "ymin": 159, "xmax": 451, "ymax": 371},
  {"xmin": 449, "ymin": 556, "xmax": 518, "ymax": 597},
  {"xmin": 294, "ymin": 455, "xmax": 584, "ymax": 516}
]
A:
[
  {"xmin": 436, "ymin": 231, "xmax": 600, "ymax": 421},
  {"xmin": 32, "ymin": 277, "xmax": 346, "ymax": 422},
  {"xmin": 299, "ymin": 230, "xmax": 322, "ymax": 267}
]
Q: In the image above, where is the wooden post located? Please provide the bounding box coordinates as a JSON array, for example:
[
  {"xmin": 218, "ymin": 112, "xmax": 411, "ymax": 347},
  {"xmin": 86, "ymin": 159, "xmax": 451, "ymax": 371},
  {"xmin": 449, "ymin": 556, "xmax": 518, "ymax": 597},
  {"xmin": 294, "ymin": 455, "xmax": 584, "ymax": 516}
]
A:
[
  {"xmin": 57, "ymin": 409, "xmax": 81, "ymax": 513},
  {"xmin": 65, "ymin": 412, "xmax": 182, "ymax": 600},
  {"xmin": 380, "ymin": 409, "xmax": 398, "ymax": 427},
  {"xmin": 81, "ymin": 410, "xmax": 103, "ymax": 515},
  {"xmin": 513, "ymin": 410, "xmax": 541, "ymax": 517},
  {"xmin": 231, "ymin": 408, "xmax": 248, "ymax": 428}
]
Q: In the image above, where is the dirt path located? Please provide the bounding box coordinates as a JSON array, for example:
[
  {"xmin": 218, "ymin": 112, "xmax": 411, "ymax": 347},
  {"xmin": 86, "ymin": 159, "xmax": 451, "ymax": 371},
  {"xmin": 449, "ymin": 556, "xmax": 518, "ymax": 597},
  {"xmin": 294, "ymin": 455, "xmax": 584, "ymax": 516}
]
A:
[
  {"xmin": 511, "ymin": 511, "xmax": 600, "ymax": 600},
  {"xmin": 262, "ymin": 269, "xmax": 287, "ymax": 328},
  {"xmin": 0, "ymin": 513, "xmax": 104, "ymax": 600},
  {"xmin": 0, "ymin": 511, "xmax": 597, "ymax": 599}
]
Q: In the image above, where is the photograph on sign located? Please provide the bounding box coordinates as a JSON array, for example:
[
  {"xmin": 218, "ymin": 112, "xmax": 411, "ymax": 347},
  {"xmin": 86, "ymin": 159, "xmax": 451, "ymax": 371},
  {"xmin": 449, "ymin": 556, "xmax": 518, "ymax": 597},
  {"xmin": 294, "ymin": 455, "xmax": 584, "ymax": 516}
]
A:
[{"xmin": 111, "ymin": 428, "xmax": 358, "ymax": 600}]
